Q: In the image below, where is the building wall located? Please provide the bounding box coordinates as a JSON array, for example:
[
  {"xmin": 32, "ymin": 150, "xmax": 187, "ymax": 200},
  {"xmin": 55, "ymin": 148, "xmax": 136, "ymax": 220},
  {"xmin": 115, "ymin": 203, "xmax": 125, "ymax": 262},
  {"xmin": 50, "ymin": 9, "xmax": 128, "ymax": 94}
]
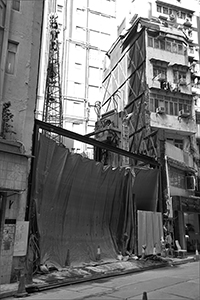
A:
[
  {"xmin": 98, "ymin": 1, "xmax": 200, "ymax": 253},
  {"xmin": 62, "ymin": 0, "xmax": 117, "ymax": 156},
  {"xmin": 0, "ymin": 0, "xmax": 43, "ymax": 284},
  {"xmin": 37, "ymin": 0, "xmax": 117, "ymax": 157},
  {"xmin": 1, "ymin": 0, "xmax": 43, "ymax": 153}
]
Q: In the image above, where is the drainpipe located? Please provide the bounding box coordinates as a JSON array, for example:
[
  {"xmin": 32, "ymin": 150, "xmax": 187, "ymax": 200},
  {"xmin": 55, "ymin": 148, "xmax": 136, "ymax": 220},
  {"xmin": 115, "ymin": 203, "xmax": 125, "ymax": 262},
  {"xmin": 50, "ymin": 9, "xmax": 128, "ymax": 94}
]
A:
[{"xmin": 0, "ymin": 0, "xmax": 12, "ymax": 128}]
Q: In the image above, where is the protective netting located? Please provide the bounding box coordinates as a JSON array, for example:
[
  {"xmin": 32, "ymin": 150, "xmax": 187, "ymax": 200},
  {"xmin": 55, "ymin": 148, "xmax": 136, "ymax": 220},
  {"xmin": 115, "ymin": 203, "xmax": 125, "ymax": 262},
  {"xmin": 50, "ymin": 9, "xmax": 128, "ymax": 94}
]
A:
[{"xmin": 34, "ymin": 135, "xmax": 135, "ymax": 268}]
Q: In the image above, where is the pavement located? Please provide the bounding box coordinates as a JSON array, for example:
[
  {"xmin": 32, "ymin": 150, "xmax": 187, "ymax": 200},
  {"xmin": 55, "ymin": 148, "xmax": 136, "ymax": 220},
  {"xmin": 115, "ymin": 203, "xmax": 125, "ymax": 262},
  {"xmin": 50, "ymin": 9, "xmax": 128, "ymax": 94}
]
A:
[{"xmin": 0, "ymin": 254, "xmax": 197, "ymax": 299}]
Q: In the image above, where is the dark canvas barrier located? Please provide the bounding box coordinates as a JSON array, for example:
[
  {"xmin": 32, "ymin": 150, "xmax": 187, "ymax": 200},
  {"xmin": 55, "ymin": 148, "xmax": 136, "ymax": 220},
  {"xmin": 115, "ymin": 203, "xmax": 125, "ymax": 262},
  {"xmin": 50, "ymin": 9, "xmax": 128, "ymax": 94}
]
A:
[
  {"xmin": 34, "ymin": 135, "xmax": 135, "ymax": 268},
  {"xmin": 133, "ymin": 168, "xmax": 159, "ymax": 211}
]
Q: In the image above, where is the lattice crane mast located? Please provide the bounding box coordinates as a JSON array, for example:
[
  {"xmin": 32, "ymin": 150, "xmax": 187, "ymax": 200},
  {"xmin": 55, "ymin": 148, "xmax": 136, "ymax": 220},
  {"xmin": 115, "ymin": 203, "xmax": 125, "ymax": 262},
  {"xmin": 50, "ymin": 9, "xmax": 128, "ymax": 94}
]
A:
[{"xmin": 42, "ymin": 14, "xmax": 63, "ymax": 144}]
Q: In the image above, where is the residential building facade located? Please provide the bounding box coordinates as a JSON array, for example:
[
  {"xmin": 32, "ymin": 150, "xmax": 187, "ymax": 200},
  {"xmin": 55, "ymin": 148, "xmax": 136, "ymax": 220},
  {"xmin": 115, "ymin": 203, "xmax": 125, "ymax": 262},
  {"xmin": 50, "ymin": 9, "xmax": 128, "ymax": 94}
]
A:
[
  {"xmin": 0, "ymin": 0, "xmax": 43, "ymax": 284},
  {"xmin": 95, "ymin": 0, "xmax": 200, "ymax": 254}
]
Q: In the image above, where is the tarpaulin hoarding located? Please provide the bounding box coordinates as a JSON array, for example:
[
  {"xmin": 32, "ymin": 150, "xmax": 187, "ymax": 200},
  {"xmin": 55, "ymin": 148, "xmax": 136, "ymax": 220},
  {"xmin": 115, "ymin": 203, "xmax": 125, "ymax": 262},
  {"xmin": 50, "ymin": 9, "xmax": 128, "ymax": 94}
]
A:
[{"xmin": 34, "ymin": 135, "xmax": 135, "ymax": 268}]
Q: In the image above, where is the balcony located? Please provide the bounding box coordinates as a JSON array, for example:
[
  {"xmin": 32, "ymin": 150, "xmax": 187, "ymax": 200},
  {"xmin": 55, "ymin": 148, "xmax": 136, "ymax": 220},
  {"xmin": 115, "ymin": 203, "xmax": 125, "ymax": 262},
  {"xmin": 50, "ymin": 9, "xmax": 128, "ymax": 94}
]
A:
[
  {"xmin": 165, "ymin": 141, "xmax": 194, "ymax": 168},
  {"xmin": 150, "ymin": 112, "xmax": 196, "ymax": 134}
]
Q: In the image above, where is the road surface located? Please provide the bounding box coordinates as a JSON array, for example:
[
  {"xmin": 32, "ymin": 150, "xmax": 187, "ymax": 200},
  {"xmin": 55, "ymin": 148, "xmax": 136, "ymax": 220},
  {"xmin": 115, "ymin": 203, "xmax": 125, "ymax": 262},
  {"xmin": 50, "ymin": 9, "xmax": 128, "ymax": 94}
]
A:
[{"xmin": 7, "ymin": 261, "xmax": 200, "ymax": 299}]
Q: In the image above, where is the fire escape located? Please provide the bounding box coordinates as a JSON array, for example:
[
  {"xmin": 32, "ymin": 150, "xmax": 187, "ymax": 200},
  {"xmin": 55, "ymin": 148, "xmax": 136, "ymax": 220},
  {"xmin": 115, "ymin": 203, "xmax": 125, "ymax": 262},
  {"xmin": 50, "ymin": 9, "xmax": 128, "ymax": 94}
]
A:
[{"xmin": 42, "ymin": 14, "xmax": 63, "ymax": 144}]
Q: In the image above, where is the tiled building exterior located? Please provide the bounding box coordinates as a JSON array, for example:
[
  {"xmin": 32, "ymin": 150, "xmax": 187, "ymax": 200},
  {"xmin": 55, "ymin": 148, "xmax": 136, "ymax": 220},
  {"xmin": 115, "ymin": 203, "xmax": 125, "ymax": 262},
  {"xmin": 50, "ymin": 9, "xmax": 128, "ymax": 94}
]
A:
[{"xmin": 0, "ymin": 0, "xmax": 43, "ymax": 283}]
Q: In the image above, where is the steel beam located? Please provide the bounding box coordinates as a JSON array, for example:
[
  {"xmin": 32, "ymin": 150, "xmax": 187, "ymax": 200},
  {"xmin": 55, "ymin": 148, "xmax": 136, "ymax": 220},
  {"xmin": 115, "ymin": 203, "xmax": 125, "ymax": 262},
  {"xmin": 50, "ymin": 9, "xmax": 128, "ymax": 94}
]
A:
[{"xmin": 35, "ymin": 119, "xmax": 159, "ymax": 166}]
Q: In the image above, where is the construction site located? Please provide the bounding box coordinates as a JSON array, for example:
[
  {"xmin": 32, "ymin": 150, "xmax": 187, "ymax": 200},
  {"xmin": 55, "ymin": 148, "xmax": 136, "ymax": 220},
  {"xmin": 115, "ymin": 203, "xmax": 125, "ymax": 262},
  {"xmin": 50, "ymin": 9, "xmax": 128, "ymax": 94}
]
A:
[{"xmin": 0, "ymin": 0, "xmax": 200, "ymax": 298}]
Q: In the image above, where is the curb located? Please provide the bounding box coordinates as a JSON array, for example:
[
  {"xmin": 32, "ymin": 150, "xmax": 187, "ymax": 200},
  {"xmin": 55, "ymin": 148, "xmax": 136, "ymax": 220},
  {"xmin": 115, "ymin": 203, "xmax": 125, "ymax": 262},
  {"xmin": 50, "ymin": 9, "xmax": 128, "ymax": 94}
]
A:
[{"xmin": 0, "ymin": 257, "xmax": 196, "ymax": 299}]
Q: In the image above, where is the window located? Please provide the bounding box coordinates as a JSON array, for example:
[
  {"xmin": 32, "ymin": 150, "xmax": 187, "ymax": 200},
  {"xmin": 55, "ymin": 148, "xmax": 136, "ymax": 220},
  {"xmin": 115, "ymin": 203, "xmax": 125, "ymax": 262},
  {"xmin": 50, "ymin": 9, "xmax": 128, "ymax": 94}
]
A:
[
  {"xmin": 67, "ymin": 100, "xmax": 84, "ymax": 118},
  {"xmin": 174, "ymin": 103, "xmax": 178, "ymax": 115},
  {"xmin": 88, "ymin": 12, "xmax": 100, "ymax": 31},
  {"xmin": 180, "ymin": 12, "xmax": 186, "ymax": 19},
  {"xmin": 150, "ymin": 93, "xmax": 192, "ymax": 116},
  {"xmin": 165, "ymin": 101, "xmax": 169, "ymax": 114},
  {"xmin": 160, "ymin": 40, "xmax": 165, "ymax": 50},
  {"xmin": 170, "ymin": 102, "xmax": 173, "ymax": 115},
  {"xmin": 100, "ymin": 15, "xmax": 111, "ymax": 33},
  {"xmin": 174, "ymin": 139, "xmax": 183, "ymax": 150},
  {"xmin": 150, "ymin": 98, "xmax": 154, "ymax": 111},
  {"xmin": 172, "ymin": 43, "xmax": 177, "ymax": 53},
  {"xmin": 88, "ymin": 85, "xmax": 100, "ymax": 104},
  {"xmin": 6, "ymin": 41, "xmax": 18, "ymax": 74},
  {"xmin": 154, "ymin": 39, "xmax": 159, "ymax": 49},
  {"xmin": 163, "ymin": 7, "xmax": 168, "ymax": 14},
  {"xmin": 89, "ymin": 67, "xmax": 100, "ymax": 80},
  {"xmin": 75, "ymin": 62, "xmax": 81, "ymax": 71},
  {"xmin": 178, "ymin": 44, "xmax": 183, "ymax": 54},
  {"xmin": 148, "ymin": 36, "xmax": 153, "ymax": 47},
  {"xmin": 12, "ymin": 0, "xmax": 20, "ymax": 11},
  {"xmin": 148, "ymin": 36, "xmax": 184, "ymax": 55},
  {"xmin": 153, "ymin": 66, "xmax": 167, "ymax": 81},
  {"xmin": 157, "ymin": 5, "xmax": 162, "ymax": 12},
  {"xmin": 173, "ymin": 70, "xmax": 186, "ymax": 84},
  {"xmin": 74, "ymin": 63, "xmax": 83, "ymax": 82},
  {"xmin": 75, "ymin": 26, "xmax": 86, "ymax": 42},
  {"xmin": 89, "ymin": 30, "xmax": 100, "ymax": 47},
  {"xmin": 187, "ymin": 14, "xmax": 192, "ymax": 22},
  {"xmin": 100, "ymin": 32, "xmax": 111, "ymax": 50},
  {"xmin": 76, "ymin": 8, "xmax": 86, "ymax": 27},
  {"xmin": 0, "ymin": 1, "xmax": 5, "ymax": 27},
  {"xmin": 166, "ymin": 41, "xmax": 171, "ymax": 52},
  {"xmin": 57, "ymin": 5, "xmax": 62, "ymax": 13},
  {"xmin": 74, "ymin": 82, "xmax": 84, "ymax": 98}
]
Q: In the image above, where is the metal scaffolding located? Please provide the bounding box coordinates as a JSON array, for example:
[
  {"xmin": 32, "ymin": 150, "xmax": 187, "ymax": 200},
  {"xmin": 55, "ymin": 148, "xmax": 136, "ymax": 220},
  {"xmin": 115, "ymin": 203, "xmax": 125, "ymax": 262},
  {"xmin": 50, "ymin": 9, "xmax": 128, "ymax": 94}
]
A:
[{"xmin": 42, "ymin": 14, "xmax": 63, "ymax": 144}]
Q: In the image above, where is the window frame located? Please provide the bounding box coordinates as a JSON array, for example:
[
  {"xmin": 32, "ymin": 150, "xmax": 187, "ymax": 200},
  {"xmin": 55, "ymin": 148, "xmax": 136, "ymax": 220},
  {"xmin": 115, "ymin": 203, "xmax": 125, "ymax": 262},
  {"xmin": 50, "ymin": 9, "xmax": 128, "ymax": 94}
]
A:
[
  {"xmin": 5, "ymin": 41, "xmax": 18, "ymax": 75},
  {"xmin": 149, "ymin": 93, "xmax": 192, "ymax": 116},
  {"xmin": 12, "ymin": 0, "xmax": 20, "ymax": 12},
  {"xmin": 163, "ymin": 7, "xmax": 169, "ymax": 15},
  {"xmin": 157, "ymin": 5, "xmax": 162, "ymax": 13}
]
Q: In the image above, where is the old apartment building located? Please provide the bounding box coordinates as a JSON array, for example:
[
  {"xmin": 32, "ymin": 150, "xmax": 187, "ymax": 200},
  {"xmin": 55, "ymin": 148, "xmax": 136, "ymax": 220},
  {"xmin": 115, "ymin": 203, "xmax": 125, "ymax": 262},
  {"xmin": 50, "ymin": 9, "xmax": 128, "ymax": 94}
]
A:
[
  {"xmin": 95, "ymin": 0, "xmax": 200, "ymax": 253},
  {"xmin": 0, "ymin": 0, "xmax": 43, "ymax": 284}
]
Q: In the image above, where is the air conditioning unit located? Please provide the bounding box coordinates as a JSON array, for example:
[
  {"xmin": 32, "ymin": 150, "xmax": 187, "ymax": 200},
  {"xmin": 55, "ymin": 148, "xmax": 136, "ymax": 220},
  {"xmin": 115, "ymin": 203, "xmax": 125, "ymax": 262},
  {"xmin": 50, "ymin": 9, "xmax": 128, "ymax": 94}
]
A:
[
  {"xmin": 179, "ymin": 109, "xmax": 190, "ymax": 118},
  {"xmin": 156, "ymin": 106, "xmax": 165, "ymax": 114},
  {"xmin": 186, "ymin": 175, "xmax": 195, "ymax": 191}
]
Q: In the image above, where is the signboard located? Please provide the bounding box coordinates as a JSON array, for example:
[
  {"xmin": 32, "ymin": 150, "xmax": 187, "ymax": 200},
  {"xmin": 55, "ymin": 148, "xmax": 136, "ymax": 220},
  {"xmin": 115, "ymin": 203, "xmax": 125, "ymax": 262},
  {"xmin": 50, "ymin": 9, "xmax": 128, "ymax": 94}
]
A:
[{"xmin": 13, "ymin": 221, "xmax": 29, "ymax": 256}]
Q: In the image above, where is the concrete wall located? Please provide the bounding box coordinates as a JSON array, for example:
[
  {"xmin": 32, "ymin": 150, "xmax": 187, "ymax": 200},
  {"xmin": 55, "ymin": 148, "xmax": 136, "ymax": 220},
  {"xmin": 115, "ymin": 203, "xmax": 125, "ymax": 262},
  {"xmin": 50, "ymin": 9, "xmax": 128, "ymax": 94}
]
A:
[
  {"xmin": 150, "ymin": 112, "xmax": 196, "ymax": 133},
  {"xmin": 2, "ymin": 0, "xmax": 43, "ymax": 155},
  {"xmin": 0, "ymin": 0, "xmax": 43, "ymax": 284}
]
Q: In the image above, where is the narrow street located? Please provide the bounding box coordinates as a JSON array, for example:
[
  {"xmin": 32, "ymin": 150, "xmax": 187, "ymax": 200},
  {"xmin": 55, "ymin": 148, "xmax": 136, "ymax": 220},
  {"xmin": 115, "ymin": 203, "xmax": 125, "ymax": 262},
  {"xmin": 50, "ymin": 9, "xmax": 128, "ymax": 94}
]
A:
[{"xmin": 7, "ymin": 261, "xmax": 199, "ymax": 300}]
